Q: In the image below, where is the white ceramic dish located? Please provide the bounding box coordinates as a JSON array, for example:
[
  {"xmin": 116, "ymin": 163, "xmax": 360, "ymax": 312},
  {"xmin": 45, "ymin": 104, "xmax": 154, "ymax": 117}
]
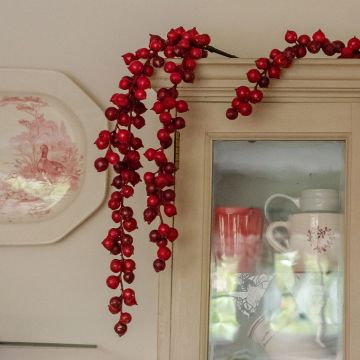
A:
[{"xmin": 0, "ymin": 68, "xmax": 107, "ymax": 245}]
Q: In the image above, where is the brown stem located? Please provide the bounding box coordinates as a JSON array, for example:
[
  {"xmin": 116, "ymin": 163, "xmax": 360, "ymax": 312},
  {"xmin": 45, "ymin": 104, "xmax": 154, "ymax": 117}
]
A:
[{"xmin": 204, "ymin": 45, "xmax": 238, "ymax": 58}]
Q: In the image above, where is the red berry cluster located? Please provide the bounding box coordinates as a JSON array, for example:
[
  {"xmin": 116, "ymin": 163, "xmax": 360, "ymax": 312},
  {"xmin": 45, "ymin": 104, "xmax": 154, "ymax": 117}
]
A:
[
  {"xmin": 94, "ymin": 26, "xmax": 210, "ymax": 336},
  {"xmin": 226, "ymin": 29, "xmax": 360, "ymax": 120}
]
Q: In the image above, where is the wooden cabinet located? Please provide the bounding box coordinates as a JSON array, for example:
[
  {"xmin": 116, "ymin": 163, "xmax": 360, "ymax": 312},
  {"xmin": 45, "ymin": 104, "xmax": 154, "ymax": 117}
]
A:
[{"xmin": 154, "ymin": 59, "xmax": 360, "ymax": 360}]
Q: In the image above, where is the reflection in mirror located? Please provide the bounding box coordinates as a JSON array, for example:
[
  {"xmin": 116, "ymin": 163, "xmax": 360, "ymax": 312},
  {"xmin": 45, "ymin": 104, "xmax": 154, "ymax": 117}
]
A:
[{"xmin": 209, "ymin": 140, "xmax": 345, "ymax": 360}]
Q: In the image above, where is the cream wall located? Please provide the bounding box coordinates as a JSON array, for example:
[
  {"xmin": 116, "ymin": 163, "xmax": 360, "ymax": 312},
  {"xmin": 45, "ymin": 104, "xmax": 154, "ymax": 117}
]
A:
[{"xmin": 0, "ymin": 0, "xmax": 359, "ymax": 359}]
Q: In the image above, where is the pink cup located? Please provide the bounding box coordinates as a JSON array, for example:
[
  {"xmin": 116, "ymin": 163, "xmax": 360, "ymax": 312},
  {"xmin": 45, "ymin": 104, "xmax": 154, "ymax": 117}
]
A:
[{"xmin": 214, "ymin": 207, "xmax": 264, "ymax": 272}]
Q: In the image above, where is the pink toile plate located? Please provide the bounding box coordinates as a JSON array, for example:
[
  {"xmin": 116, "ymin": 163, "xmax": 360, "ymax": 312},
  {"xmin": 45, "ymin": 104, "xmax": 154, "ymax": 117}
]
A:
[{"xmin": 0, "ymin": 69, "xmax": 106, "ymax": 245}]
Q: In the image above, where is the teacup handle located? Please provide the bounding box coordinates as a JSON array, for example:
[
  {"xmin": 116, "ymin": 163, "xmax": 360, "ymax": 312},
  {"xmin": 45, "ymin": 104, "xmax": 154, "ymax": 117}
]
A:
[
  {"xmin": 264, "ymin": 194, "xmax": 300, "ymax": 222},
  {"xmin": 266, "ymin": 221, "xmax": 290, "ymax": 253}
]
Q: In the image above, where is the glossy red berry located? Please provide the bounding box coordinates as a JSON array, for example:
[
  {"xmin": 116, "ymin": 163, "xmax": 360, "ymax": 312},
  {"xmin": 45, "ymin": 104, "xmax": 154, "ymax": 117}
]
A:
[
  {"xmin": 114, "ymin": 322, "xmax": 127, "ymax": 337},
  {"xmin": 94, "ymin": 157, "xmax": 108, "ymax": 172},
  {"xmin": 158, "ymin": 223, "xmax": 170, "ymax": 236},
  {"xmin": 116, "ymin": 130, "xmax": 131, "ymax": 144},
  {"xmin": 110, "ymin": 259, "xmax": 123, "ymax": 273},
  {"xmin": 167, "ymin": 227, "xmax": 179, "ymax": 242},
  {"xmin": 123, "ymin": 218, "xmax": 137, "ymax": 232},
  {"xmin": 119, "ymin": 76, "xmax": 132, "ymax": 90},
  {"xmin": 312, "ymin": 29, "xmax": 326, "ymax": 43},
  {"xmin": 123, "ymin": 272, "xmax": 135, "ymax": 284},
  {"xmin": 176, "ymin": 100, "xmax": 188, "ymax": 113},
  {"xmin": 153, "ymin": 258, "xmax": 166, "ymax": 272},
  {"xmin": 226, "ymin": 108, "xmax": 238, "ymax": 120},
  {"xmin": 105, "ymin": 107, "xmax": 119, "ymax": 121},
  {"xmin": 238, "ymin": 102, "xmax": 252, "ymax": 116},
  {"xmin": 164, "ymin": 203, "xmax": 177, "ymax": 217},
  {"xmin": 122, "ymin": 53, "xmax": 136, "ymax": 65},
  {"xmin": 255, "ymin": 58, "xmax": 269, "ymax": 70},
  {"xmin": 246, "ymin": 69, "xmax": 261, "ymax": 83},
  {"xmin": 157, "ymin": 246, "xmax": 172, "ymax": 261},
  {"xmin": 128, "ymin": 60, "xmax": 143, "ymax": 75},
  {"xmin": 249, "ymin": 90, "xmax": 263, "ymax": 104},
  {"xmin": 170, "ymin": 72, "xmax": 182, "ymax": 85},
  {"xmin": 235, "ymin": 86, "xmax": 250, "ymax": 101},
  {"xmin": 268, "ymin": 65, "xmax": 281, "ymax": 78},
  {"xmin": 106, "ymin": 275, "xmax": 120, "ymax": 289},
  {"xmin": 135, "ymin": 47, "xmax": 150, "ymax": 59},
  {"xmin": 120, "ymin": 312, "xmax": 132, "ymax": 324},
  {"xmin": 285, "ymin": 30, "xmax": 297, "ymax": 43},
  {"xmin": 298, "ymin": 34, "xmax": 311, "ymax": 45}
]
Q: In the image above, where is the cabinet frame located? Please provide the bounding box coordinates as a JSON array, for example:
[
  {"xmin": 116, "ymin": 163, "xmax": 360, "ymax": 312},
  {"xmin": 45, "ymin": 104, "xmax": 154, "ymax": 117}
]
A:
[{"xmin": 153, "ymin": 59, "xmax": 360, "ymax": 360}]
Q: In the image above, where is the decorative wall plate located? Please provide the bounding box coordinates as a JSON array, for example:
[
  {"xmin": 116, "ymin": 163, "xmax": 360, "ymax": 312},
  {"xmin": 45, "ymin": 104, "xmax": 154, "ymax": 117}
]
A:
[{"xmin": 0, "ymin": 68, "xmax": 106, "ymax": 245}]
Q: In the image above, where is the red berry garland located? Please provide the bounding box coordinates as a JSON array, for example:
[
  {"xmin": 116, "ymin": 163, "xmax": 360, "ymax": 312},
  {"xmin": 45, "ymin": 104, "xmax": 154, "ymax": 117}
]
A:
[
  {"xmin": 96, "ymin": 27, "xmax": 359, "ymax": 337},
  {"xmin": 226, "ymin": 29, "xmax": 360, "ymax": 120},
  {"xmin": 94, "ymin": 26, "xmax": 211, "ymax": 337}
]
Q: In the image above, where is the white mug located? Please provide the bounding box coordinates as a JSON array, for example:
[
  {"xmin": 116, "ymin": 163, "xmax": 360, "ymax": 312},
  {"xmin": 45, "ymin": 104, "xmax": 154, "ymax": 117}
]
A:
[
  {"xmin": 264, "ymin": 189, "xmax": 340, "ymax": 222},
  {"xmin": 266, "ymin": 213, "xmax": 343, "ymax": 272}
]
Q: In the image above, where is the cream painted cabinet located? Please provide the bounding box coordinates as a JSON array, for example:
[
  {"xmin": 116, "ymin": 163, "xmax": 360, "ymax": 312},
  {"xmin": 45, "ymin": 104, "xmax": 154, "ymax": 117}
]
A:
[{"xmin": 154, "ymin": 59, "xmax": 360, "ymax": 360}]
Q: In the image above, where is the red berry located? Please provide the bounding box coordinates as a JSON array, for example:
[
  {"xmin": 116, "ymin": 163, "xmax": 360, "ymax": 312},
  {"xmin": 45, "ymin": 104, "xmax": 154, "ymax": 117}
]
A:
[
  {"xmin": 95, "ymin": 138, "xmax": 108, "ymax": 150},
  {"xmin": 285, "ymin": 30, "xmax": 297, "ymax": 43},
  {"xmin": 111, "ymin": 210, "xmax": 122, "ymax": 223},
  {"xmin": 122, "ymin": 244, "xmax": 134, "ymax": 257},
  {"xmin": 255, "ymin": 57, "xmax": 269, "ymax": 70},
  {"xmin": 105, "ymin": 107, "xmax": 119, "ymax": 121},
  {"xmin": 307, "ymin": 41, "xmax": 321, "ymax": 54},
  {"xmin": 106, "ymin": 150, "xmax": 120, "ymax": 165},
  {"xmin": 116, "ymin": 130, "xmax": 131, "ymax": 144},
  {"xmin": 128, "ymin": 60, "xmax": 143, "ymax": 75},
  {"xmin": 249, "ymin": 90, "xmax": 263, "ymax": 104},
  {"xmin": 119, "ymin": 76, "xmax": 132, "ymax": 90},
  {"xmin": 99, "ymin": 130, "xmax": 111, "ymax": 141},
  {"xmin": 152, "ymin": 101, "xmax": 165, "ymax": 114},
  {"xmin": 158, "ymin": 223, "xmax": 170, "ymax": 236},
  {"xmin": 130, "ymin": 137, "xmax": 143, "ymax": 150},
  {"xmin": 123, "ymin": 272, "xmax": 135, "ymax": 284},
  {"xmin": 183, "ymin": 58, "xmax": 197, "ymax": 70},
  {"xmin": 110, "ymin": 259, "xmax": 123, "ymax": 273},
  {"xmin": 153, "ymin": 258, "xmax": 166, "ymax": 272},
  {"xmin": 120, "ymin": 206, "xmax": 134, "ymax": 220},
  {"xmin": 111, "ymin": 93, "xmax": 129, "ymax": 107},
  {"xmin": 182, "ymin": 70, "xmax": 195, "ymax": 83},
  {"xmin": 162, "ymin": 96, "xmax": 176, "ymax": 110},
  {"xmin": 157, "ymin": 246, "xmax": 172, "ymax": 261},
  {"xmin": 164, "ymin": 61, "xmax": 177, "ymax": 73},
  {"xmin": 94, "ymin": 157, "xmax": 108, "ymax": 172},
  {"xmin": 106, "ymin": 275, "xmax": 120, "ymax": 289},
  {"xmin": 193, "ymin": 34, "xmax": 211, "ymax": 46},
  {"xmin": 120, "ymin": 312, "xmax": 132, "ymax": 324},
  {"xmin": 143, "ymin": 64, "xmax": 154, "ymax": 76},
  {"xmin": 157, "ymin": 129, "xmax": 171, "ymax": 142},
  {"xmin": 155, "ymin": 175, "xmax": 168, "ymax": 189},
  {"xmin": 123, "ymin": 260, "xmax": 136, "ymax": 273},
  {"xmin": 164, "ymin": 203, "xmax": 177, "ymax": 217},
  {"xmin": 226, "ymin": 108, "xmax": 238, "ymax": 120},
  {"xmin": 235, "ymin": 86, "xmax": 250, "ymax": 101},
  {"xmin": 167, "ymin": 227, "xmax": 179, "ymax": 242},
  {"xmin": 121, "ymin": 185, "xmax": 134, "ymax": 198},
  {"xmin": 118, "ymin": 113, "xmax": 131, "ymax": 126},
  {"xmin": 102, "ymin": 237, "xmax": 114, "ymax": 251},
  {"xmin": 163, "ymin": 189, "xmax": 175, "ymax": 202},
  {"xmin": 122, "ymin": 52, "xmax": 136, "ymax": 65},
  {"xmin": 238, "ymin": 102, "xmax": 252, "ymax": 116},
  {"xmin": 258, "ymin": 76, "xmax": 270, "ymax": 88},
  {"xmin": 246, "ymin": 69, "xmax": 261, "ymax": 83},
  {"xmin": 149, "ymin": 230, "xmax": 160, "ymax": 242},
  {"xmin": 123, "ymin": 218, "xmax": 137, "ymax": 232},
  {"xmin": 136, "ymin": 76, "xmax": 151, "ymax": 89},
  {"xmin": 341, "ymin": 47, "xmax": 354, "ymax": 58},
  {"xmin": 143, "ymin": 172, "xmax": 154, "ymax": 184},
  {"xmin": 109, "ymin": 296, "xmax": 122, "ymax": 310},
  {"xmin": 295, "ymin": 46, "xmax": 307, "ymax": 58},
  {"xmin": 143, "ymin": 207, "xmax": 157, "ymax": 223},
  {"xmin": 312, "ymin": 29, "xmax": 326, "ymax": 43},
  {"xmin": 298, "ymin": 34, "xmax": 311, "ymax": 45},
  {"xmin": 114, "ymin": 322, "xmax": 127, "ymax": 337},
  {"xmin": 144, "ymin": 148, "xmax": 156, "ymax": 161},
  {"xmin": 269, "ymin": 49, "xmax": 281, "ymax": 59},
  {"xmin": 108, "ymin": 198, "xmax": 120, "ymax": 210},
  {"xmin": 134, "ymin": 88, "xmax": 147, "ymax": 100},
  {"xmin": 135, "ymin": 47, "xmax": 150, "ymax": 59},
  {"xmin": 147, "ymin": 195, "xmax": 160, "ymax": 207},
  {"xmin": 174, "ymin": 117, "xmax": 186, "ymax": 129},
  {"xmin": 176, "ymin": 100, "xmax": 188, "ymax": 113},
  {"xmin": 170, "ymin": 72, "xmax": 182, "ymax": 85},
  {"xmin": 268, "ymin": 65, "xmax": 281, "ymax": 79},
  {"xmin": 154, "ymin": 151, "xmax": 167, "ymax": 164}
]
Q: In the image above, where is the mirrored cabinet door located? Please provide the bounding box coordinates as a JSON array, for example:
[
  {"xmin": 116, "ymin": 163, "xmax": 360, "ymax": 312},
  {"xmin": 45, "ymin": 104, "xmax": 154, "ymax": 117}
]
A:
[
  {"xmin": 158, "ymin": 60, "xmax": 360, "ymax": 360},
  {"xmin": 209, "ymin": 140, "xmax": 345, "ymax": 360}
]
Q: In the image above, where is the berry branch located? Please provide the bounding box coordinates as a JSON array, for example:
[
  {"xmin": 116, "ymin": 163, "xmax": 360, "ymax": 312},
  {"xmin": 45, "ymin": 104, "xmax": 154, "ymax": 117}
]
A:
[
  {"xmin": 226, "ymin": 29, "xmax": 360, "ymax": 120},
  {"xmin": 94, "ymin": 26, "xmax": 214, "ymax": 337}
]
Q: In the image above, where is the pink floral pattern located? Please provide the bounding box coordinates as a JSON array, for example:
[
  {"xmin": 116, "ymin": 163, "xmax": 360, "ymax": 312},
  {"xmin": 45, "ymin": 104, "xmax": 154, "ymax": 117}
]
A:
[
  {"xmin": 306, "ymin": 225, "xmax": 335, "ymax": 254},
  {"xmin": 0, "ymin": 96, "xmax": 84, "ymax": 221}
]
